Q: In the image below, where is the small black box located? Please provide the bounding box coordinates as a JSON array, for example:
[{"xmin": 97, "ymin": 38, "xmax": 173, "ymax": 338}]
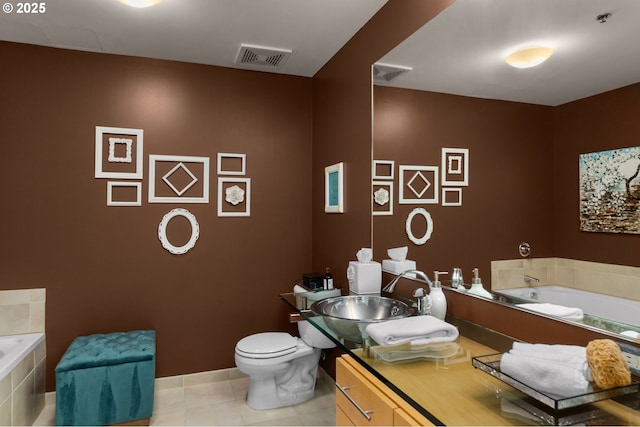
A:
[{"xmin": 303, "ymin": 273, "xmax": 324, "ymax": 291}]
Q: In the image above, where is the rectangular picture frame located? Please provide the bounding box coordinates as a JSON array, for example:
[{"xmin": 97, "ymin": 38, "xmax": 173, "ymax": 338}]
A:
[
  {"xmin": 107, "ymin": 181, "xmax": 142, "ymax": 207},
  {"xmin": 148, "ymin": 154, "xmax": 210, "ymax": 203},
  {"xmin": 373, "ymin": 181, "xmax": 393, "ymax": 216},
  {"xmin": 373, "ymin": 160, "xmax": 395, "ymax": 180},
  {"xmin": 399, "ymin": 165, "xmax": 439, "ymax": 204},
  {"xmin": 441, "ymin": 147, "xmax": 469, "ymax": 186},
  {"xmin": 218, "ymin": 177, "xmax": 251, "ymax": 217},
  {"xmin": 325, "ymin": 162, "xmax": 344, "ymax": 213}
]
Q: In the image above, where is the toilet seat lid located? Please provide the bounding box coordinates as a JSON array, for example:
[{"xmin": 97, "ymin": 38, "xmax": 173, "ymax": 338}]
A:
[{"xmin": 236, "ymin": 332, "xmax": 298, "ymax": 359}]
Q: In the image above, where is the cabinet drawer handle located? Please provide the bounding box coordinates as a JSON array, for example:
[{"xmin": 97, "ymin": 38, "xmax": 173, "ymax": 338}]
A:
[{"xmin": 336, "ymin": 382, "xmax": 374, "ymax": 421}]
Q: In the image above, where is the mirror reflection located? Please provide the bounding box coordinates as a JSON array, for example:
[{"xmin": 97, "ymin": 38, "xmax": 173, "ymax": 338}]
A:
[{"xmin": 372, "ymin": 0, "xmax": 640, "ymax": 341}]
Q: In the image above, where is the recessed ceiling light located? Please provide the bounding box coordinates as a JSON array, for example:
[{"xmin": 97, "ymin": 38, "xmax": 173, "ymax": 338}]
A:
[
  {"xmin": 504, "ymin": 46, "xmax": 554, "ymax": 69},
  {"xmin": 118, "ymin": 0, "xmax": 162, "ymax": 8}
]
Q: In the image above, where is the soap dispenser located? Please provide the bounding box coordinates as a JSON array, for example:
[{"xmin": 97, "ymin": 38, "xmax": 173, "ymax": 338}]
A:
[
  {"xmin": 430, "ymin": 271, "xmax": 448, "ymax": 320},
  {"xmin": 467, "ymin": 268, "xmax": 494, "ymax": 299}
]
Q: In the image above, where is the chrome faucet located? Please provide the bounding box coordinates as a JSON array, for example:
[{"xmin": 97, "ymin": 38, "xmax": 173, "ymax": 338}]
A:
[
  {"xmin": 524, "ymin": 275, "xmax": 540, "ymax": 284},
  {"xmin": 412, "ymin": 287, "xmax": 431, "ymax": 315},
  {"xmin": 382, "ymin": 269, "xmax": 433, "ymax": 293}
]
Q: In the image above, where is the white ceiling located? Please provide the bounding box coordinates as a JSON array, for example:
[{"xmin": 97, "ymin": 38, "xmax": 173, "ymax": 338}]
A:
[
  {"xmin": 376, "ymin": 0, "xmax": 640, "ymax": 106},
  {"xmin": 4, "ymin": 0, "xmax": 639, "ymax": 106},
  {"xmin": 0, "ymin": 0, "xmax": 387, "ymax": 77}
]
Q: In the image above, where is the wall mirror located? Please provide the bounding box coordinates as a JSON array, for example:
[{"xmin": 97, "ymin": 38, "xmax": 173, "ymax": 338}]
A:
[{"xmin": 372, "ymin": 0, "xmax": 640, "ymax": 341}]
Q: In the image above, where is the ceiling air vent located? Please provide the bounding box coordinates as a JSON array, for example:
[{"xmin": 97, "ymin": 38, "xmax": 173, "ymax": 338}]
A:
[
  {"xmin": 373, "ymin": 63, "xmax": 412, "ymax": 83},
  {"xmin": 235, "ymin": 44, "xmax": 292, "ymax": 69}
]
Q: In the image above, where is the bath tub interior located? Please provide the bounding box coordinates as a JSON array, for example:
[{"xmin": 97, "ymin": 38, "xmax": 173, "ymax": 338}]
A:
[
  {"xmin": 496, "ymin": 286, "xmax": 640, "ymax": 330},
  {"xmin": 0, "ymin": 332, "xmax": 45, "ymax": 381}
]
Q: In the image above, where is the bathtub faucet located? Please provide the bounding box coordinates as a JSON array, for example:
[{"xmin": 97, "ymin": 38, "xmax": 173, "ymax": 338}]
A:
[{"xmin": 524, "ymin": 275, "xmax": 540, "ymax": 284}]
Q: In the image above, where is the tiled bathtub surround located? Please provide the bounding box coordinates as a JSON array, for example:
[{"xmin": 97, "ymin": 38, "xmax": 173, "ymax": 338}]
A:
[
  {"xmin": 0, "ymin": 289, "xmax": 47, "ymax": 426},
  {"xmin": 0, "ymin": 337, "xmax": 47, "ymax": 426},
  {"xmin": 491, "ymin": 258, "xmax": 640, "ymax": 302},
  {"xmin": 0, "ymin": 289, "xmax": 45, "ymax": 335}
]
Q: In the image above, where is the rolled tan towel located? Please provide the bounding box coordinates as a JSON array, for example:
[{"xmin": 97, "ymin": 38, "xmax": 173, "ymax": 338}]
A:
[{"xmin": 586, "ymin": 339, "xmax": 631, "ymax": 389}]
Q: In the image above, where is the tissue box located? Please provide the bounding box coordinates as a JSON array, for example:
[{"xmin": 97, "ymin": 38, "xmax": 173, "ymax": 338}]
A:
[
  {"xmin": 348, "ymin": 261, "xmax": 381, "ymax": 294},
  {"xmin": 382, "ymin": 259, "xmax": 417, "ymax": 274}
]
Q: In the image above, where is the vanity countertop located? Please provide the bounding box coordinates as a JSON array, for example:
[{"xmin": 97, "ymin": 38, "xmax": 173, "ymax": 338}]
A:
[{"xmin": 281, "ymin": 293, "xmax": 640, "ymax": 426}]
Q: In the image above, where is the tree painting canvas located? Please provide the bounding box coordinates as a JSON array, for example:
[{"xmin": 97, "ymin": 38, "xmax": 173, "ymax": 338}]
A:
[{"xmin": 579, "ymin": 147, "xmax": 640, "ymax": 233}]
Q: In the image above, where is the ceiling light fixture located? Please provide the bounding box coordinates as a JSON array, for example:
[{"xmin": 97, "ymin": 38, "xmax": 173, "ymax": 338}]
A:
[
  {"xmin": 118, "ymin": 0, "xmax": 162, "ymax": 8},
  {"xmin": 504, "ymin": 46, "xmax": 554, "ymax": 69}
]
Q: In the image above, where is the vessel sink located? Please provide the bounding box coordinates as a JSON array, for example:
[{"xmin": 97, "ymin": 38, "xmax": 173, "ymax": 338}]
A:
[{"xmin": 310, "ymin": 295, "xmax": 412, "ymax": 343}]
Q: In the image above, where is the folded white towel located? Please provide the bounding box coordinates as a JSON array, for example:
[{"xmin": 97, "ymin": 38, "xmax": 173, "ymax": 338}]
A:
[
  {"xmin": 501, "ymin": 351, "xmax": 591, "ymax": 397},
  {"xmin": 516, "ymin": 302, "xmax": 584, "ymax": 319},
  {"xmin": 365, "ymin": 315, "xmax": 459, "ymax": 347},
  {"xmin": 511, "ymin": 342, "xmax": 586, "ymax": 360},
  {"xmin": 500, "ymin": 342, "xmax": 594, "ymax": 397}
]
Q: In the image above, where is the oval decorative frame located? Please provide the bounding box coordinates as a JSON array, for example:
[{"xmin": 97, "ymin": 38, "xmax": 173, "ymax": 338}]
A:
[
  {"xmin": 158, "ymin": 208, "xmax": 200, "ymax": 255},
  {"xmin": 405, "ymin": 208, "xmax": 433, "ymax": 245}
]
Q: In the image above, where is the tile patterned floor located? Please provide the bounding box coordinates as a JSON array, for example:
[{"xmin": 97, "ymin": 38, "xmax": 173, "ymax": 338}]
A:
[{"xmin": 34, "ymin": 368, "xmax": 336, "ymax": 426}]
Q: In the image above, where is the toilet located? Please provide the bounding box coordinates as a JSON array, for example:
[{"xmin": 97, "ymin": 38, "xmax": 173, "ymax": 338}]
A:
[{"xmin": 235, "ymin": 319, "xmax": 336, "ymax": 410}]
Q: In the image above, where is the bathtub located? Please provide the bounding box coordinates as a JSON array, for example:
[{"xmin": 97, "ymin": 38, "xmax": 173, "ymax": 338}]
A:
[
  {"xmin": 496, "ymin": 286, "xmax": 640, "ymax": 329},
  {"xmin": 0, "ymin": 332, "xmax": 46, "ymax": 426},
  {"xmin": 0, "ymin": 333, "xmax": 45, "ymax": 381}
]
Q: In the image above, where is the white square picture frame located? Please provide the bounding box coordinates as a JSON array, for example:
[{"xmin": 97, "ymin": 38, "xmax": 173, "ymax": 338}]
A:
[
  {"xmin": 95, "ymin": 126, "xmax": 143, "ymax": 179},
  {"xmin": 148, "ymin": 154, "xmax": 210, "ymax": 203},
  {"xmin": 218, "ymin": 177, "xmax": 251, "ymax": 217}
]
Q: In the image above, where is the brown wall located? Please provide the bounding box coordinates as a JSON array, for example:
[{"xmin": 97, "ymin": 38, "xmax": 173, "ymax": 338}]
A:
[
  {"xmin": 553, "ymin": 83, "xmax": 640, "ymax": 267},
  {"xmin": 373, "ymin": 87, "xmax": 555, "ymax": 283},
  {"xmin": 311, "ymin": 0, "xmax": 455, "ymax": 283},
  {"xmin": 0, "ymin": 41, "xmax": 312, "ymax": 390}
]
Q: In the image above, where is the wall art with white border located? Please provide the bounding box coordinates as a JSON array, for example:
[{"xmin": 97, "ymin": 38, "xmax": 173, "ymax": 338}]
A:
[
  {"xmin": 148, "ymin": 154, "xmax": 210, "ymax": 203},
  {"xmin": 218, "ymin": 177, "xmax": 251, "ymax": 217},
  {"xmin": 157, "ymin": 208, "xmax": 200, "ymax": 254},
  {"xmin": 399, "ymin": 165, "xmax": 439, "ymax": 204},
  {"xmin": 373, "ymin": 160, "xmax": 394, "ymax": 180},
  {"xmin": 441, "ymin": 148, "xmax": 469, "ymax": 186},
  {"xmin": 373, "ymin": 181, "xmax": 393, "ymax": 216},
  {"xmin": 441, "ymin": 187, "xmax": 463, "ymax": 207},
  {"xmin": 95, "ymin": 126, "xmax": 143, "ymax": 179},
  {"xmin": 405, "ymin": 208, "xmax": 433, "ymax": 245},
  {"xmin": 107, "ymin": 181, "xmax": 142, "ymax": 207},
  {"xmin": 217, "ymin": 153, "xmax": 247, "ymax": 175}
]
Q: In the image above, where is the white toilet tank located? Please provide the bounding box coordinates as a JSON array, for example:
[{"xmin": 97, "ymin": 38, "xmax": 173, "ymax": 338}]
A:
[{"xmin": 297, "ymin": 319, "xmax": 336, "ymax": 349}]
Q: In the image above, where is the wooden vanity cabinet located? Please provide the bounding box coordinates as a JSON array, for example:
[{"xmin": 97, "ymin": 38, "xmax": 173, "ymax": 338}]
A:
[{"xmin": 335, "ymin": 355, "xmax": 434, "ymax": 426}]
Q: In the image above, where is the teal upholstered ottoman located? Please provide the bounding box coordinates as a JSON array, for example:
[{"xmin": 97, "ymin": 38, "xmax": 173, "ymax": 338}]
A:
[{"xmin": 55, "ymin": 330, "xmax": 156, "ymax": 426}]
